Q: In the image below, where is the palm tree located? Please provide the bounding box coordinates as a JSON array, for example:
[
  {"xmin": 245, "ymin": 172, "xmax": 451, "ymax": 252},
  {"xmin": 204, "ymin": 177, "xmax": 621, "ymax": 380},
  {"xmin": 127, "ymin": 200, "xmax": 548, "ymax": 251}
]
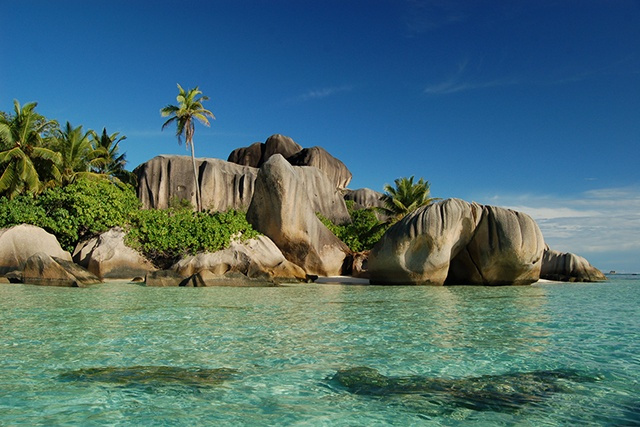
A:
[
  {"xmin": 160, "ymin": 84, "xmax": 215, "ymax": 211},
  {"xmin": 90, "ymin": 128, "xmax": 136, "ymax": 186},
  {"xmin": 54, "ymin": 122, "xmax": 101, "ymax": 185},
  {"xmin": 0, "ymin": 100, "xmax": 61, "ymax": 198},
  {"xmin": 379, "ymin": 176, "xmax": 440, "ymax": 224}
]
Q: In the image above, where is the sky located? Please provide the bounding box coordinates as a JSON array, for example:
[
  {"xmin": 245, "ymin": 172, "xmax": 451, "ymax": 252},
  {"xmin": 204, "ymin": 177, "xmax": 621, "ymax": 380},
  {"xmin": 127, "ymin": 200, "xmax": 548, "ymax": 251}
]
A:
[{"xmin": 1, "ymin": 0, "xmax": 639, "ymax": 272}]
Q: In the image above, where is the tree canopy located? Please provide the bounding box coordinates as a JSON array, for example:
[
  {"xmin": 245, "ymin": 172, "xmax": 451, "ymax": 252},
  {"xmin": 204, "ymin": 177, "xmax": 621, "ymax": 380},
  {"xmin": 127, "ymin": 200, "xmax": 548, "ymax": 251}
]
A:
[
  {"xmin": 379, "ymin": 176, "xmax": 439, "ymax": 224},
  {"xmin": 0, "ymin": 100, "xmax": 133, "ymax": 198}
]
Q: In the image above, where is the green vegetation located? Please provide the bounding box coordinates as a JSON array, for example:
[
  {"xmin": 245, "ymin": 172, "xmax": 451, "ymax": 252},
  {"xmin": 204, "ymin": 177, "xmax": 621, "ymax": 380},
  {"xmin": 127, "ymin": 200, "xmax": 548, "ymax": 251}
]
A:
[
  {"xmin": 0, "ymin": 99, "xmax": 255, "ymax": 267},
  {"xmin": 319, "ymin": 200, "xmax": 389, "ymax": 252},
  {"xmin": 0, "ymin": 100, "xmax": 61, "ymax": 198},
  {"xmin": 0, "ymin": 100, "xmax": 134, "ymax": 199},
  {"xmin": 126, "ymin": 207, "xmax": 259, "ymax": 268},
  {"xmin": 161, "ymin": 84, "xmax": 215, "ymax": 212},
  {"xmin": 379, "ymin": 176, "xmax": 439, "ymax": 224},
  {"xmin": 0, "ymin": 178, "xmax": 140, "ymax": 251}
]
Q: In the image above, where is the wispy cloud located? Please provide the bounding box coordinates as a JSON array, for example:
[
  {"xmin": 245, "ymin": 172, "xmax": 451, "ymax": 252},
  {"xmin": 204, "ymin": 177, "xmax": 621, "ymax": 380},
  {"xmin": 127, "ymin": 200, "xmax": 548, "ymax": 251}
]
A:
[
  {"xmin": 289, "ymin": 85, "xmax": 353, "ymax": 103},
  {"xmin": 424, "ymin": 59, "xmax": 518, "ymax": 94},
  {"xmin": 482, "ymin": 187, "xmax": 640, "ymax": 271}
]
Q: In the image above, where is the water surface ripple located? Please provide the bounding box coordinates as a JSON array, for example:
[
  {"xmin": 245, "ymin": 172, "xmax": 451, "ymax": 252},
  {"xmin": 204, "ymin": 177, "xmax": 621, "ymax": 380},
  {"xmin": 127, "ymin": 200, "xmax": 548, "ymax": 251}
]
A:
[{"xmin": 0, "ymin": 277, "xmax": 638, "ymax": 425}]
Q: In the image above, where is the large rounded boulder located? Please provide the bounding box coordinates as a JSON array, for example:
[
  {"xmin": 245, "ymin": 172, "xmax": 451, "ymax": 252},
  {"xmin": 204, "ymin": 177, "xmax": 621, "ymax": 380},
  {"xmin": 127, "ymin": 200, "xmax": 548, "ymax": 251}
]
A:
[
  {"xmin": 369, "ymin": 199, "xmax": 546, "ymax": 286},
  {"xmin": 287, "ymin": 146, "xmax": 352, "ymax": 189},
  {"xmin": 173, "ymin": 235, "xmax": 306, "ymax": 282},
  {"xmin": 73, "ymin": 228, "xmax": 155, "ymax": 280},
  {"xmin": 447, "ymin": 205, "xmax": 545, "ymax": 285},
  {"xmin": 247, "ymin": 154, "xmax": 350, "ymax": 276},
  {"xmin": 369, "ymin": 199, "xmax": 482, "ymax": 285},
  {"xmin": 540, "ymin": 247, "xmax": 606, "ymax": 282},
  {"xmin": 227, "ymin": 134, "xmax": 303, "ymax": 168},
  {"xmin": 0, "ymin": 224, "xmax": 71, "ymax": 275},
  {"xmin": 22, "ymin": 252, "xmax": 100, "ymax": 287}
]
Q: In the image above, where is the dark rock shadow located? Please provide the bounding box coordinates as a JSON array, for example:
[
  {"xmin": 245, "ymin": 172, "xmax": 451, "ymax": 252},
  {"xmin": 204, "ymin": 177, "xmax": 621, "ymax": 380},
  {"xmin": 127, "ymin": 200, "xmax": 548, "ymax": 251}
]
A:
[{"xmin": 328, "ymin": 366, "xmax": 599, "ymax": 414}]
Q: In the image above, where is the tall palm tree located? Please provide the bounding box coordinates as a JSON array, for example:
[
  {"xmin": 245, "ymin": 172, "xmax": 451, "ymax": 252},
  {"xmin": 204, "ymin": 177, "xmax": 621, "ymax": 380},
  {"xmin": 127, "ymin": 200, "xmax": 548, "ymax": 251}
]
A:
[
  {"xmin": 160, "ymin": 84, "xmax": 215, "ymax": 211},
  {"xmin": 0, "ymin": 100, "xmax": 61, "ymax": 198},
  {"xmin": 379, "ymin": 176, "xmax": 440, "ymax": 224}
]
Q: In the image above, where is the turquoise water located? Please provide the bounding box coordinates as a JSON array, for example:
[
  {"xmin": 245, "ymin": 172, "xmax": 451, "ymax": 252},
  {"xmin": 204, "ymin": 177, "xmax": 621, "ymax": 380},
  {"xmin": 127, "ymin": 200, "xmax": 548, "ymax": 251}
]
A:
[{"xmin": 0, "ymin": 276, "xmax": 638, "ymax": 426}]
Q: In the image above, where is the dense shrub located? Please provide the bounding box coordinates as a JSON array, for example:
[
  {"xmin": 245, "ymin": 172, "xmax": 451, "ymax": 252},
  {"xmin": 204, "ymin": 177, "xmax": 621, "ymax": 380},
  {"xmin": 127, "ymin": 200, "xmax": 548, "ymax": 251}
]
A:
[
  {"xmin": 0, "ymin": 195, "xmax": 48, "ymax": 228},
  {"xmin": 125, "ymin": 208, "xmax": 259, "ymax": 268},
  {"xmin": 0, "ymin": 178, "xmax": 140, "ymax": 251},
  {"xmin": 319, "ymin": 201, "xmax": 389, "ymax": 252}
]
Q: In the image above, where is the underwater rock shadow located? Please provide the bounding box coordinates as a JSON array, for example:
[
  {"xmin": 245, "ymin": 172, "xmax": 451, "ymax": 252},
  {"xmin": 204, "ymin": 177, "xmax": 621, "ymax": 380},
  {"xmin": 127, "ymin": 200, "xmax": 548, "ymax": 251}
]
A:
[
  {"xmin": 329, "ymin": 366, "xmax": 599, "ymax": 413},
  {"xmin": 58, "ymin": 365, "xmax": 239, "ymax": 391}
]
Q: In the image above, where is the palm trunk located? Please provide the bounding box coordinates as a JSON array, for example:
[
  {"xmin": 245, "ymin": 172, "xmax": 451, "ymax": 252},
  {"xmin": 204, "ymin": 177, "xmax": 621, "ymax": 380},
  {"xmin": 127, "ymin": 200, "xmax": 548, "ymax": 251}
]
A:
[{"xmin": 189, "ymin": 141, "xmax": 201, "ymax": 212}]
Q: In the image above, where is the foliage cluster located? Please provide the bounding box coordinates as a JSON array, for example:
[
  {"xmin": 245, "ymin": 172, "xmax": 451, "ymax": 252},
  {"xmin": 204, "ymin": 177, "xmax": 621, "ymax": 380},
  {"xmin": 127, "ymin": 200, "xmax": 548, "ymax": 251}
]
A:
[
  {"xmin": 379, "ymin": 176, "xmax": 439, "ymax": 224},
  {"xmin": 319, "ymin": 201, "xmax": 389, "ymax": 252},
  {"xmin": 125, "ymin": 207, "xmax": 259, "ymax": 268},
  {"xmin": 0, "ymin": 100, "xmax": 135, "ymax": 200},
  {"xmin": 0, "ymin": 179, "xmax": 140, "ymax": 251}
]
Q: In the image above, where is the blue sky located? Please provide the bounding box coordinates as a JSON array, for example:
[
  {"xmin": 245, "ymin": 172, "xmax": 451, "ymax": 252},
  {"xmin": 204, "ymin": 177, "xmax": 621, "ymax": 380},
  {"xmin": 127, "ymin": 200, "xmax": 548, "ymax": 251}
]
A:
[{"xmin": 2, "ymin": 0, "xmax": 639, "ymax": 272}]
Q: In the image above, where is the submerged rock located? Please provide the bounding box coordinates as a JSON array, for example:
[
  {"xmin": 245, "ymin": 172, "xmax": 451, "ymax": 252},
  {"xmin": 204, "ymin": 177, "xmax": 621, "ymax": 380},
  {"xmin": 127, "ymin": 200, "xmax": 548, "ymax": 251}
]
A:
[
  {"xmin": 59, "ymin": 366, "xmax": 238, "ymax": 389},
  {"xmin": 330, "ymin": 366, "xmax": 597, "ymax": 413}
]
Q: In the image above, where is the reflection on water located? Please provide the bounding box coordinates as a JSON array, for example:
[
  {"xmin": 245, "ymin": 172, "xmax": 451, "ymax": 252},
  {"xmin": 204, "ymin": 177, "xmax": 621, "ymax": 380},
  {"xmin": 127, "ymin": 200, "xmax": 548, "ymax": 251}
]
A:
[{"xmin": 0, "ymin": 280, "xmax": 638, "ymax": 425}]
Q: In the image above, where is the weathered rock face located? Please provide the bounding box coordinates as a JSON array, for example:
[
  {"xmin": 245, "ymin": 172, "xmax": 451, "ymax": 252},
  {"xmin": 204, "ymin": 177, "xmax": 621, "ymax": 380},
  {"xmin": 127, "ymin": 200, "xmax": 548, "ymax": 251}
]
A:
[
  {"xmin": 145, "ymin": 270, "xmax": 187, "ymax": 287},
  {"xmin": 247, "ymin": 154, "xmax": 351, "ymax": 276},
  {"xmin": 287, "ymin": 146, "xmax": 352, "ymax": 189},
  {"xmin": 228, "ymin": 135, "xmax": 352, "ymax": 189},
  {"xmin": 447, "ymin": 205, "xmax": 545, "ymax": 286},
  {"xmin": 369, "ymin": 199, "xmax": 483, "ymax": 285},
  {"xmin": 185, "ymin": 270, "xmax": 278, "ymax": 287},
  {"xmin": 344, "ymin": 188, "xmax": 384, "ymax": 210},
  {"xmin": 134, "ymin": 155, "xmax": 258, "ymax": 211},
  {"xmin": 227, "ymin": 134, "xmax": 302, "ymax": 168},
  {"xmin": 540, "ymin": 247, "xmax": 606, "ymax": 282},
  {"xmin": 369, "ymin": 199, "xmax": 546, "ymax": 286},
  {"xmin": 73, "ymin": 228, "xmax": 155, "ymax": 280},
  {"xmin": 263, "ymin": 134, "xmax": 303, "ymax": 164},
  {"xmin": 344, "ymin": 188, "xmax": 390, "ymax": 221},
  {"xmin": 22, "ymin": 252, "xmax": 100, "ymax": 287},
  {"xmin": 0, "ymin": 224, "xmax": 72, "ymax": 275},
  {"xmin": 227, "ymin": 141, "xmax": 264, "ymax": 167},
  {"xmin": 173, "ymin": 235, "xmax": 306, "ymax": 282}
]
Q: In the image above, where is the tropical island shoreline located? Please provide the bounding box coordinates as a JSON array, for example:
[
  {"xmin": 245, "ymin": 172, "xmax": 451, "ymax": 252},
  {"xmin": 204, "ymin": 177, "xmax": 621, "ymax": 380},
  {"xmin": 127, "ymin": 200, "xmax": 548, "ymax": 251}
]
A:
[{"xmin": 0, "ymin": 99, "xmax": 606, "ymax": 288}]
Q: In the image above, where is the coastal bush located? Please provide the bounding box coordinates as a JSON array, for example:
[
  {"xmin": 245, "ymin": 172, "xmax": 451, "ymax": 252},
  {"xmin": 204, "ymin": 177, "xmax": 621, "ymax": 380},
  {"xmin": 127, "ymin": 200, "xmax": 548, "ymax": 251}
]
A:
[
  {"xmin": 0, "ymin": 178, "xmax": 139, "ymax": 251},
  {"xmin": 0, "ymin": 195, "xmax": 48, "ymax": 228},
  {"xmin": 125, "ymin": 208, "xmax": 259, "ymax": 268},
  {"xmin": 319, "ymin": 201, "xmax": 389, "ymax": 252}
]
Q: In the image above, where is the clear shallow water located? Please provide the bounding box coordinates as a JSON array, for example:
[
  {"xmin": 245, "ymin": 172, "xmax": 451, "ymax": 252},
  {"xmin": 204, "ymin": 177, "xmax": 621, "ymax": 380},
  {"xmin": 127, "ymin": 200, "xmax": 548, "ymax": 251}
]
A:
[{"xmin": 0, "ymin": 276, "xmax": 638, "ymax": 426}]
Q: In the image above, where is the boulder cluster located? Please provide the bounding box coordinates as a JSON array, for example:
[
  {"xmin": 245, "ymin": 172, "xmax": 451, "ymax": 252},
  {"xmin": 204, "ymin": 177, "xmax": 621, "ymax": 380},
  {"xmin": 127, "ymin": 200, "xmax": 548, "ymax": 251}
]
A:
[{"xmin": 0, "ymin": 134, "xmax": 605, "ymax": 287}]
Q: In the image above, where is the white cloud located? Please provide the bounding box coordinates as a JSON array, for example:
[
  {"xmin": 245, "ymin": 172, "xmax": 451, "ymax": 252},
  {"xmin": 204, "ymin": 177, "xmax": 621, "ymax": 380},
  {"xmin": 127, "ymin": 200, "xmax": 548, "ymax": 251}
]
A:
[{"xmin": 479, "ymin": 186, "xmax": 640, "ymax": 272}]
